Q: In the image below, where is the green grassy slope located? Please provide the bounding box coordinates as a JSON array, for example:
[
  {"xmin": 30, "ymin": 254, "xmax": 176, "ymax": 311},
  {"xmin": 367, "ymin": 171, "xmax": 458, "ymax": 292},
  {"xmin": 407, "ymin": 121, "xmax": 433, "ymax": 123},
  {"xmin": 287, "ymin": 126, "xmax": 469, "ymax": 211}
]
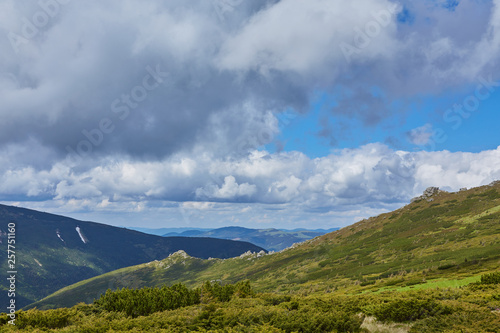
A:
[
  {"xmin": 29, "ymin": 182, "xmax": 500, "ymax": 310},
  {"xmin": 7, "ymin": 280, "xmax": 500, "ymax": 332}
]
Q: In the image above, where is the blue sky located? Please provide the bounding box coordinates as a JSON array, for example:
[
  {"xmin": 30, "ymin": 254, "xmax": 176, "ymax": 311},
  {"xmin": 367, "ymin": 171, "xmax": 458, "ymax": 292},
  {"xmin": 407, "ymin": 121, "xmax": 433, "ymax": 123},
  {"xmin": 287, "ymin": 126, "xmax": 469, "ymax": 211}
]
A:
[
  {"xmin": 270, "ymin": 82, "xmax": 500, "ymax": 157},
  {"xmin": 1, "ymin": 0, "xmax": 500, "ymax": 229}
]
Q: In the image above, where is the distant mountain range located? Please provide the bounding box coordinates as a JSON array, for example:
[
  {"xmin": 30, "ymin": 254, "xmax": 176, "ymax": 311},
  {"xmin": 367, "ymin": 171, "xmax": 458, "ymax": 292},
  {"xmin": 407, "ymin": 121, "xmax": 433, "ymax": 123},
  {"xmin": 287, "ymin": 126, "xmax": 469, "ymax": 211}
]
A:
[
  {"xmin": 0, "ymin": 205, "xmax": 264, "ymax": 308},
  {"xmin": 130, "ymin": 226, "xmax": 339, "ymax": 251},
  {"xmin": 128, "ymin": 227, "xmax": 213, "ymax": 236},
  {"xmin": 32, "ymin": 182, "xmax": 500, "ymax": 310}
]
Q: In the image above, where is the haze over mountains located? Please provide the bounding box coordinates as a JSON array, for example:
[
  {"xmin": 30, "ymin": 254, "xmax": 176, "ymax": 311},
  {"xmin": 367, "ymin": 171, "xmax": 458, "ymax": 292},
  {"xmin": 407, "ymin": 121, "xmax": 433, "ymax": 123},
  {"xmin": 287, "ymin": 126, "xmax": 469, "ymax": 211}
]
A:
[
  {"xmin": 0, "ymin": 204, "xmax": 264, "ymax": 308},
  {"xmin": 130, "ymin": 226, "xmax": 339, "ymax": 252}
]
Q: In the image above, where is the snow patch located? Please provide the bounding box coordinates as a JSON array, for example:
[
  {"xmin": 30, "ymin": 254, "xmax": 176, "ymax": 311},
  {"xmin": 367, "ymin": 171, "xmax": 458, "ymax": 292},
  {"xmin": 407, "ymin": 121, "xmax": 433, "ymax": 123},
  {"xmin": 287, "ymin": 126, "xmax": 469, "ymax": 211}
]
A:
[
  {"xmin": 75, "ymin": 226, "xmax": 88, "ymax": 244},
  {"xmin": 56, "ymin": 229, "xmax": 66, "ymax": 244}
]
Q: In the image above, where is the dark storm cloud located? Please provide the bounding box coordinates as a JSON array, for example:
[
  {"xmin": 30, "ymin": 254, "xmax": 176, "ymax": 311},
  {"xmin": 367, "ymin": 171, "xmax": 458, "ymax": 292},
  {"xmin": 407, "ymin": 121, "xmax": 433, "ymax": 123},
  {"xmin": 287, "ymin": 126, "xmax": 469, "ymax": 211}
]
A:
[
  {"xmin": 1, "ymin": 0, "xmax": 499, "ymax": 163},
  {"xmin": 0, "ymin": 0, "xmax": 299, "ymax": 160}
]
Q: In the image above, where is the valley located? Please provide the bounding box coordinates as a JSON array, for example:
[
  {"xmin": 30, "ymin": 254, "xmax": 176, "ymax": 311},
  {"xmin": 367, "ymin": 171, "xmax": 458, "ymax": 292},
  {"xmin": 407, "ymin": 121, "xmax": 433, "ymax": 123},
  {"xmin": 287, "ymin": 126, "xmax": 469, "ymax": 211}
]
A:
[{"xmin": 0, "ymin": 205, "xmax": 264, "ymax": 308}]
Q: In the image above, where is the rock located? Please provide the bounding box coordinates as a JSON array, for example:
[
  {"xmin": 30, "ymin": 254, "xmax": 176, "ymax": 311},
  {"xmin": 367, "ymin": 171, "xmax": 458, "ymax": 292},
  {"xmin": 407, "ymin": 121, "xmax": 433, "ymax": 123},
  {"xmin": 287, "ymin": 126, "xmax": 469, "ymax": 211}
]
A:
[
  {"xmin": 423, "ymin": 187, "xmax": 440, "ymax": 197},
  {"xmin": 169, "ymin": 250, "xmax": 189, "ymax": 259},
  {"xmin": 239, "ymin": 251, "xmax": 253, "ymax": 259},
  {"xmin": 411, "ymin": 187, "xmax": 442, "ymax": 203}
]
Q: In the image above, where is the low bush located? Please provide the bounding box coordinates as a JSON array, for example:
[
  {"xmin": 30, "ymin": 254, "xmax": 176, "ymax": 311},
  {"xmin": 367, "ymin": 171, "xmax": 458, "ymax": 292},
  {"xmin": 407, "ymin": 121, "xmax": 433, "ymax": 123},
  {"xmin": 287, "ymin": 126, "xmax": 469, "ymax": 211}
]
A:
[
  {"xmin": 479, "ymin": 272, "xmax": 500, "ymax": 285},
  {"xmin": 373, "ymin": 298, "xmax": 452, "ymax": 323},
  {"xmin": 437, "ymin": 263, "xmax": 456, "ymax": 270},
  {"xmin": 16, "ymin": 308, "xmax": 74, "ymax": 329},
  {"xmin": 94, "ymin": 283, "xmax": 200, "ymax": 317}
]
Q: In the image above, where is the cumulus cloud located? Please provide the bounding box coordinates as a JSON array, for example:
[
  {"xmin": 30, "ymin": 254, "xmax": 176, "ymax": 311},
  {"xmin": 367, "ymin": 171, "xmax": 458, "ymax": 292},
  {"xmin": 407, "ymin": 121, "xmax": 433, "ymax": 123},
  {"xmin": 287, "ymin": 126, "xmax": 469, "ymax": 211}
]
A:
[
  {"xmin": 406, "ymin": 124, "xmax": 434, "ymax": 145},
  {"xmin": 217, "ymin": 0, "xmax": 399, "ymax": 75},
  {"xmin": 196, "ymin": 175, "xmax": 257, "ymax": 200},
  {"xmin": 2, "ymin": 144, "xmax": 500, "ymax": 225}
]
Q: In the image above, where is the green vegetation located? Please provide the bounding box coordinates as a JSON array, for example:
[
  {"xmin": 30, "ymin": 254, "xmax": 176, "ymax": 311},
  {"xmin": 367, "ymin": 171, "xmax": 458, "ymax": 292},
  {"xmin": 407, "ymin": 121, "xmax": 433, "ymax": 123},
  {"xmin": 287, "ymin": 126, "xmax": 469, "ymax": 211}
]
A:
[
  {"xmin": 478, "ymin": 272, "xmax": 500, "ymax": 285},
  {"xmin": 95, "ymin": 283, "xmax": 200, "ymax": 317},
  {"xmin": 2, "ymin": 278, "xmax": 500, "ymax": 332},
  {"xmin": 92, "ymin": 280, "xmax": 253, "ymax": 318}
]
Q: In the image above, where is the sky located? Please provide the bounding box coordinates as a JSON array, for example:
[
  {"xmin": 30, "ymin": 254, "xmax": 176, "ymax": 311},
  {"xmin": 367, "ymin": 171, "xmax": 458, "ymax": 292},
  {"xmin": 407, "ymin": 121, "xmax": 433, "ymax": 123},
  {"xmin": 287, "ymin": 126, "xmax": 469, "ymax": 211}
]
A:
[{"xmin": 1, "ymin": 0, "xmax": 500, "ymax": 230}]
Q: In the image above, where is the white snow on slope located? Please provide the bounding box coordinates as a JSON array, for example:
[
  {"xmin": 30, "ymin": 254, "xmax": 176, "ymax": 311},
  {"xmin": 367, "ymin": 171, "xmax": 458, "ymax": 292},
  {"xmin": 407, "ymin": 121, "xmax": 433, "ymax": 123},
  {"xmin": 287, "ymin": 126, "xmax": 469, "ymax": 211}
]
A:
[
  {"xmin": 75, "ymin": 226, "xmax": 87, "ymax": 244},
  {"xmin": 56, "ymin": 230, "xmax": 65, "ymax": 243}
]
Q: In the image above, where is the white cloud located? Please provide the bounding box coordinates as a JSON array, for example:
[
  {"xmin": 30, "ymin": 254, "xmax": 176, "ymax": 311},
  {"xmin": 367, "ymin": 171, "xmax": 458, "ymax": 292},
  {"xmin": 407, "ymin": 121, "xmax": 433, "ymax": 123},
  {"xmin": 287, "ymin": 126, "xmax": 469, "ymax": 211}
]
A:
[
  {"xmin": 407, "ymin": 124, "xmax": 433, "ymax": 145},
  {"xmin": 1, "ymin": 144, "xmax": 500, "ymax": 228},
  {"xmin": 217, "ymin": 0, "xmax": 399, "ymax": 77},
  {"xmin": 182, "ymin": 201, "xmax": 215, "ymax": 210},
  {"xmin": 196, "ymin": 175, "xmax": 257, "ymax": 200}
]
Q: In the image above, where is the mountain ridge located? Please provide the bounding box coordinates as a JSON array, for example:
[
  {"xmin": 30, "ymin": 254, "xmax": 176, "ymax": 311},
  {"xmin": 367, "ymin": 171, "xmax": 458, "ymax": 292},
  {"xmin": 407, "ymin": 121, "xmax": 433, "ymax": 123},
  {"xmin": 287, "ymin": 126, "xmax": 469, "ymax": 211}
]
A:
[
  {"xmin": 162, "ymin": 226, "xmax": 337, "ymax": 251},
  {"xmin": 28, "ymin": 181, "xmax": 500, "ymax": 310}
]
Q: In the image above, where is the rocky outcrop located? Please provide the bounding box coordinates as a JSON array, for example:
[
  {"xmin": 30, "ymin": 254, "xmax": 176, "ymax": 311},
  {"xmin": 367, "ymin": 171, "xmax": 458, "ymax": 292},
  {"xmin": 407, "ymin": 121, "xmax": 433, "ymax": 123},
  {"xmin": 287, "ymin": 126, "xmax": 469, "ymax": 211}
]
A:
[{"xmin": 411, "ymin": 187, "xmax": 443, "ymax": 203}]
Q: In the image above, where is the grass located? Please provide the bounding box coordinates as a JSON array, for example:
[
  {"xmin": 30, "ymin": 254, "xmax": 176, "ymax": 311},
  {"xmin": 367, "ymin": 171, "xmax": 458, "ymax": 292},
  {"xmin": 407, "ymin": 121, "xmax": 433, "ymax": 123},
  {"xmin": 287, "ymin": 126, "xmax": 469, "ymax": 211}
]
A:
[
  {"xmin": 378, "ymin": 275, "xmax": 482, "ymax": 293},
  {"xmin": 461, "ymin": 203, "xmax": 500, "ymax": 223}
]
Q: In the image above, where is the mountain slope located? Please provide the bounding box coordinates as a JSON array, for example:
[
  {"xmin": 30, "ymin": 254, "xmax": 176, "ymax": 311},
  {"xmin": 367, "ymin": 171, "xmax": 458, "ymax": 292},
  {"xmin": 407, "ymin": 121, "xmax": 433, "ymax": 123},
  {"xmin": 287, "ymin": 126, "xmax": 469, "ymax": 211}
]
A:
[
  {"xmin": 28, "ymin": 182, "xmax": 500, "ymax": 310},
  {"xmin": 163, "ymin": 226, "xmax": 335, "ymax": 251},
  {"xmin": 129, "ymin": 227, "xmax": 212, "ymax": 236},
  {"xmin": 0, "ymin": 204, "xmax": 264, "ymax": 308}
]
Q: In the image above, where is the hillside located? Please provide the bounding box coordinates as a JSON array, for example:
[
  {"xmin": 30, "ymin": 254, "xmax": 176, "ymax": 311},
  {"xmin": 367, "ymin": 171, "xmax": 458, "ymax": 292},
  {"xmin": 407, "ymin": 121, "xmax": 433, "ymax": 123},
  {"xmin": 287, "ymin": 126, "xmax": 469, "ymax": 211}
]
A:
[
  {"xmin": 162, "ymin": 226, "xmax": 336, "ymax": 251},
  {"xmin": 29, "ymin": 182, "xmax": 500, "ymax": 311},
  {"xmin": 0, "ymin": 205, "xmax": 264, "ymax": 308}
]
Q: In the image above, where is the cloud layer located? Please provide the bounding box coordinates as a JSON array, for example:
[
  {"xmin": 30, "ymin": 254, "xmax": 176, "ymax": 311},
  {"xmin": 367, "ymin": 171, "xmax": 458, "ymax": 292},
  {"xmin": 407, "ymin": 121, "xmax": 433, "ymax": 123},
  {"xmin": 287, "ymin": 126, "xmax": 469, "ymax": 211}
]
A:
[
  {"xmin": 1, "ymin": 0, "xmax": 499, "ymax": 159},
  {"xmin": 2, "ymin": 143, "xmax": 500, "ymax": 227}
]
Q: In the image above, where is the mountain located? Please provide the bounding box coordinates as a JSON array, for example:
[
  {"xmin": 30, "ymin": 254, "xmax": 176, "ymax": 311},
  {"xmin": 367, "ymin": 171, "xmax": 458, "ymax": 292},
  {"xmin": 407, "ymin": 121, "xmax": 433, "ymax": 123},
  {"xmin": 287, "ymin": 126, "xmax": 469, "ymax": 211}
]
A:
[
  {"xmin": 281, "ymin": 228, "xmax": 339, "ymax": 233},
  {"xmin": 0, "ymin": 204, "xmax": 264, "ymax": 308},
  {"xmin": 29, "ymin": 181, "xmax": 500, "ymax": 310},
  {"xmin": 128, "ymin": 227, "xmax": 212, "ymax": 236},
  {"xmin": 162, "ymin": 226, "xmax": 336, "ymax": 251}
]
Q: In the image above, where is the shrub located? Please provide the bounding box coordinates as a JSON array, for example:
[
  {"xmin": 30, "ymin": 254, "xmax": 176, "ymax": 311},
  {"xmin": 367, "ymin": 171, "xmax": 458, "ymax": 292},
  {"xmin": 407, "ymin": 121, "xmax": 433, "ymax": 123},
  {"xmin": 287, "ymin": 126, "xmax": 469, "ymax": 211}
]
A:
[
  {"xmin": 94, "ymin": 283, "xmax": 200, "ymax": 317},
  {"xmin": 437, "ymin": 264, "xmax": 456, "ymax": 270},
  {"xmin": 479, "ymin": 272, "xmax": 500, "ymax": 285},
  {"xmin": 261, "ymin": 294, "xmax": 291, "ymax": 306},
  {"xmin": 410, "ymin": 302, "xmax": 500, "ymax": 333},
  {"xmin": 269, "ymin": 309, "xmax": 363, "ymax": 333},
  {"xmin": 16, "ymin": 308, "xmax": 73, "ymax": 329},
  {"xmin": 201, "ymin": 280, "xmax": 254, "ymax": 303},
  {"xmin": 360, "ymin": 280, "xmax": 376, "ymax": 286},
  {"xmin": 374, "ymin": 298, "xmax": 452, "ymax": 323}
]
